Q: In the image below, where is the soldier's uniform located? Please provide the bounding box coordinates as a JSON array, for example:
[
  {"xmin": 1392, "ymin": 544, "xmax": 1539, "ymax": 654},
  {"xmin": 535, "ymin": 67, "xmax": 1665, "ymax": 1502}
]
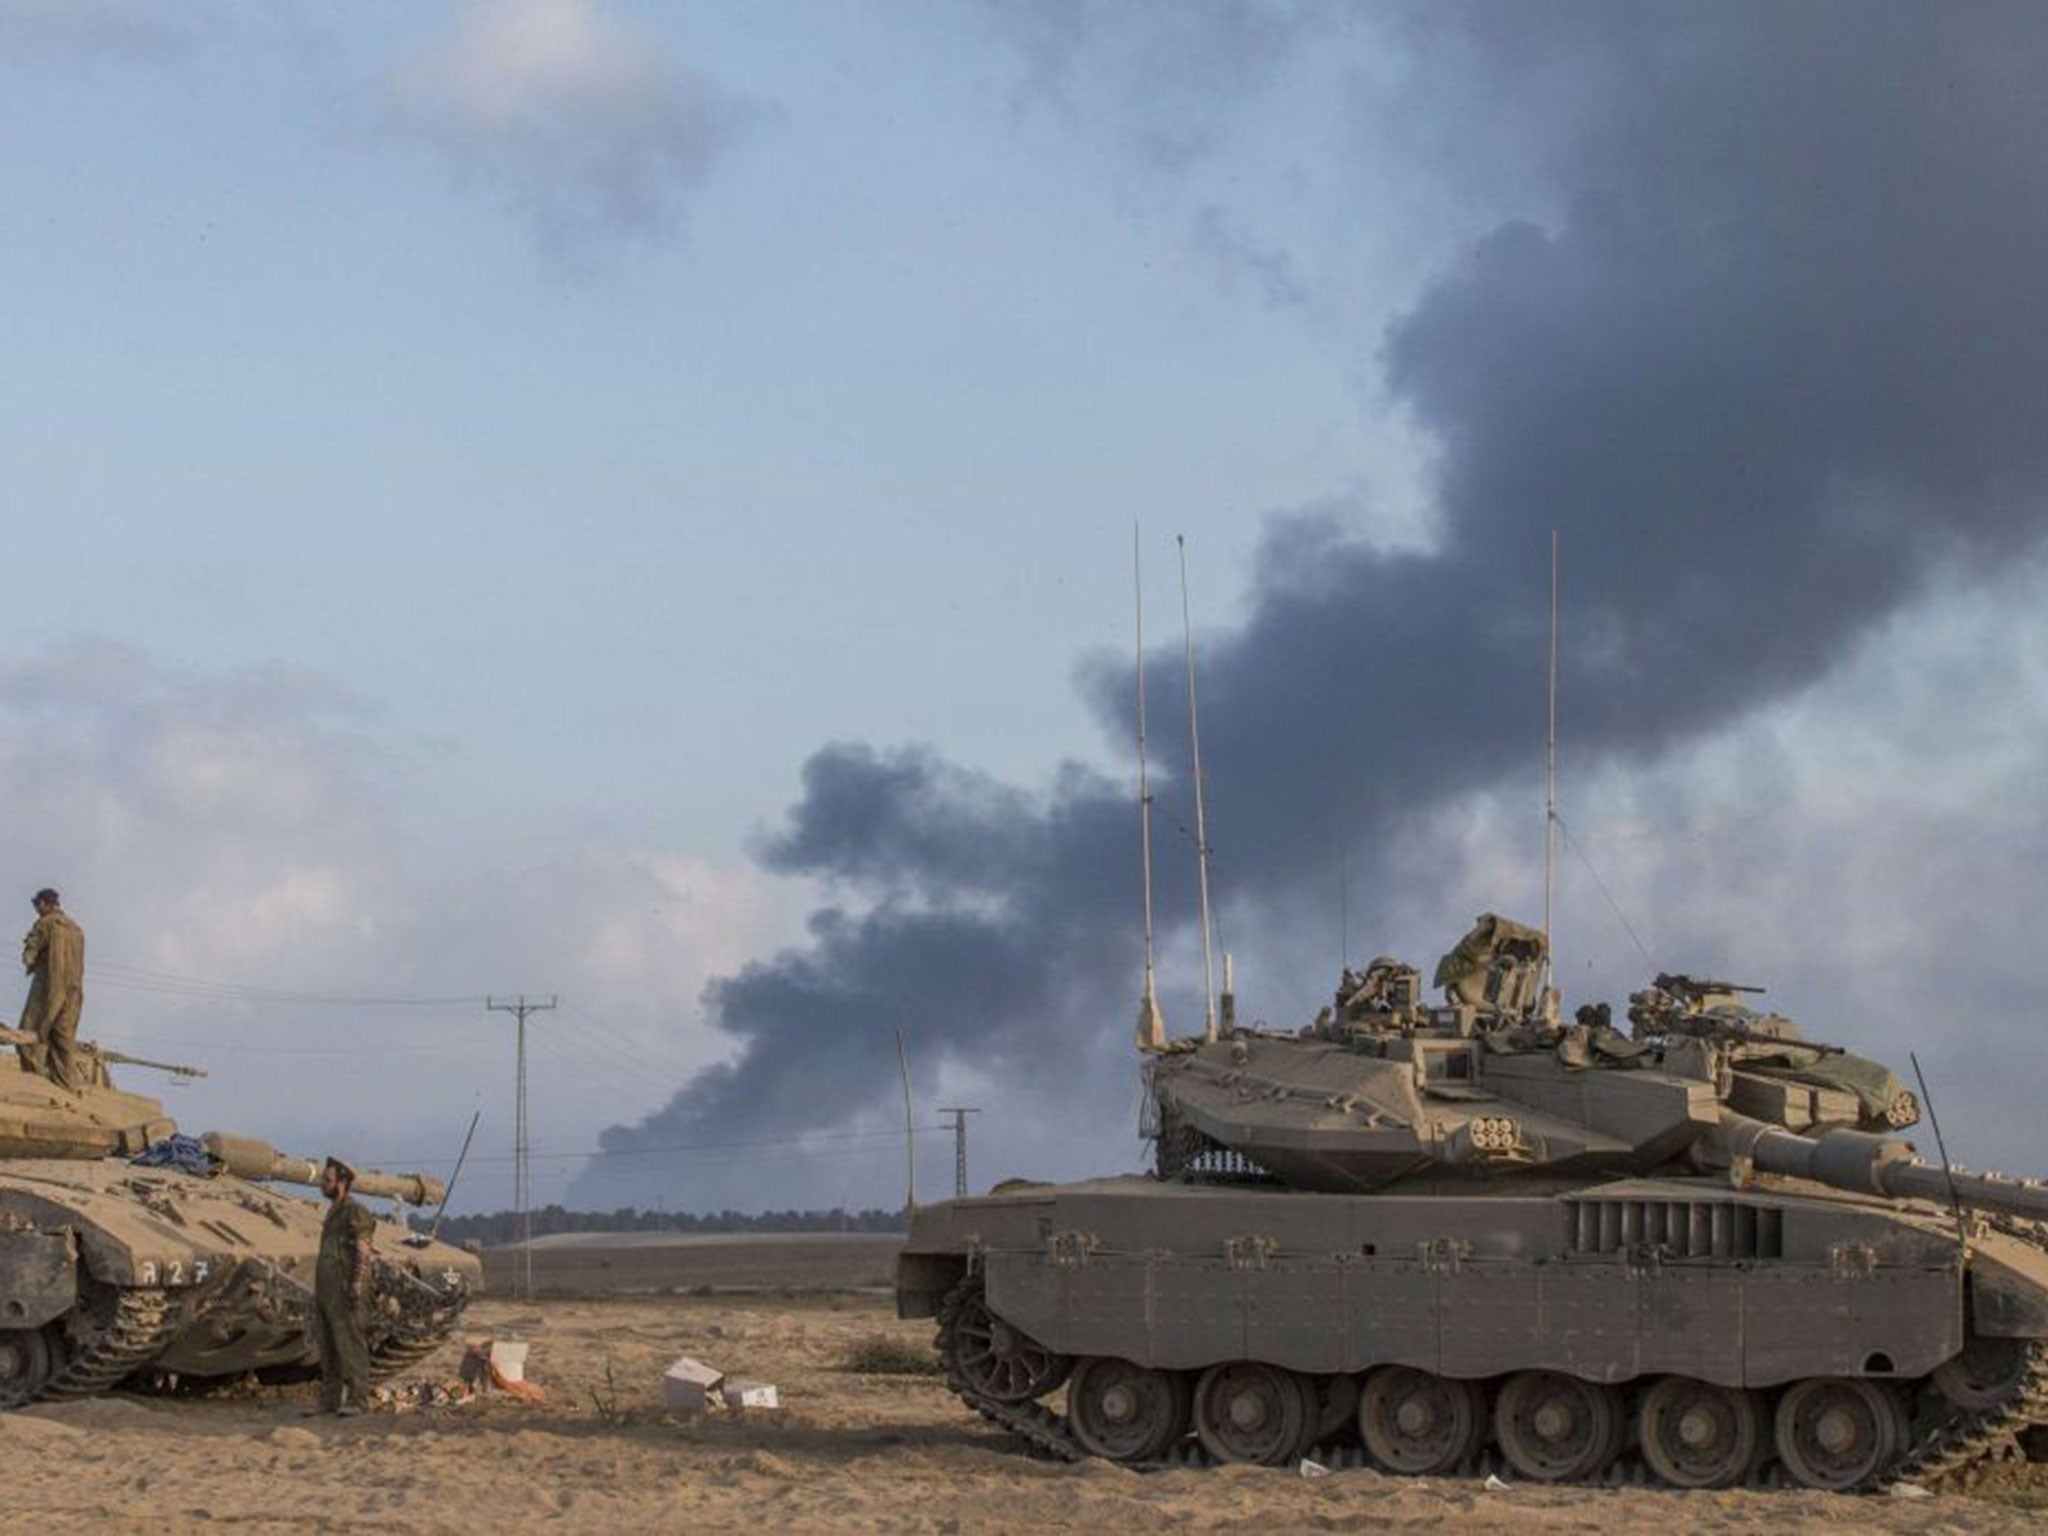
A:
[
  {"xmin": 20, "ymin": 905, "xmax": 84, "ymax": 1090},
  {"xmin": 314, "ymin": 1171, "xmax": 377, "ymax": 1414}
]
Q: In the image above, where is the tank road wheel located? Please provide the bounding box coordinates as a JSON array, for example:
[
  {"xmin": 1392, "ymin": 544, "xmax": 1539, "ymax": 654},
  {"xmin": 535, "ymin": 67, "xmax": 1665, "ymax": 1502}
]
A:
[
  {"xmin": 1639, "ymin": 1376, "xmax": 1764, "ymax": 1489},
  {"xmin": 1932, "ymin": 1335, "xmax": 2033, "ymax": 1413},
  {"xmin": 1358, "ymin": 1366, "xmax": 1485, "ymax": 1475},
  {"xmin": 0, "ymin": 1328, "xmax": 56, "ymax": 1408},
  {"xmin": 937, "ymin": 1279, "xmax": 1069, "ymax": 1404},
  {"xmin": 1192, "ymin": 1362, "xmax": 1315, "ymax": 1466},
  {"xmin": 1493, "ymin": 1371, "xmax": 1624, "ymax": 1483},
  {"xmin": 1773, "ymin": 1378, "xmax": 1902, "ymax": 1491},
  {"xmin": 1066, "ymin": 1357, "xmax": 1191, "ymax": 1462}
]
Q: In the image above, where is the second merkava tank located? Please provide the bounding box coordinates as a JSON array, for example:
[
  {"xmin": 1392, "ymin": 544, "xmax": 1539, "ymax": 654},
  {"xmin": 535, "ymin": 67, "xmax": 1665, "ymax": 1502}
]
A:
[
  {"xmin": 897, "ymin": 914, "xmax": 2048, "ymax": 1491},
  {"xmin": 0, "ymin": 1025, "xmax": 480, "ymax": 1408}
]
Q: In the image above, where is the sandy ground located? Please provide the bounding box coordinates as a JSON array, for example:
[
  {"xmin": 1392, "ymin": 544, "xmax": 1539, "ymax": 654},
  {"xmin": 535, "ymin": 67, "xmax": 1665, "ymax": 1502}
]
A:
[{"xmin": 3, "ymin": 1272, "xmax": 2045, "ymax": 1532}]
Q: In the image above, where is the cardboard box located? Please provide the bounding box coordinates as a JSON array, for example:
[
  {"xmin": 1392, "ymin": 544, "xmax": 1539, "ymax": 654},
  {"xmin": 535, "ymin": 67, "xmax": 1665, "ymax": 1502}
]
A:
[
  {"xmin": 488, "ymin": 1341, "xmax": 530, "ymax": 1383},
  {"xmin": 721, "ymin": 1379, "xmax": 780, "ymax": 1411},
  {"xmin": 662, "ymin": 1356, "xmax": 725, "ymax": 1414}
]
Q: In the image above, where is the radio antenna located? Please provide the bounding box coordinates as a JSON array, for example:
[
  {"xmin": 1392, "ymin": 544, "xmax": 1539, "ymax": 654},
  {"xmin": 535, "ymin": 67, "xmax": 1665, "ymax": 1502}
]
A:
[
  {"xmin": 1909, "ymin": 1050, "xmax": 1971, "ymax": 1257},
  {"xmin": 1134, "ymin": 524, "xmax": 1167, "ymax": 1052},
  {"xmin": 1178, "ymin": 534, "xmax": 1220, "ymax": 1044},
  {"xmin": 1542, "ymin": 529, "xmax": 1560, "ymax": 1004}
]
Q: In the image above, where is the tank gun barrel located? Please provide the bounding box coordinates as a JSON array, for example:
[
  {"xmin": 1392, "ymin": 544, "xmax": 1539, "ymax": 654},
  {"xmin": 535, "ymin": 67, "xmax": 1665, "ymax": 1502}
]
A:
[
  {"xmin": 1654, "ymin": 972, "xmax": 1764, "ymax": 996},
  {"xmin": 1711, "ymin": 1114, "xmax": 2048, "ymax": 1223},
  {"xmin": 0, "ymin": 1026, "xmax": 207, "ymax": 1077},
  {"xmin": 94, "ymin": 1049, "xmax": 207, "ymax": 1078},
  {"xmin": 200, "ymin": 1132, "xmax": 447, "ymax": 1206}
]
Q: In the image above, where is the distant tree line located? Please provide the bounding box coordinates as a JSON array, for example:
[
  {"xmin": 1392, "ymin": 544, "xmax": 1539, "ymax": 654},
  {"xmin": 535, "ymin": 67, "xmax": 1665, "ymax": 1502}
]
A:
[{"xmin": 419, "ymin": 1203, "xmax": 909, "ymax": 1246}]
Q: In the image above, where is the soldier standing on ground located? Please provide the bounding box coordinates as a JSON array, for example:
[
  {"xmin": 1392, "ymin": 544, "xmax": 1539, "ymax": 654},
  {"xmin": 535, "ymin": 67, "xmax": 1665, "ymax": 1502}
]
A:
[
  {"xmin": 19, "ymin": 889, "xmax": 84, "ymax": 1090},
  {"xmin": 311, "ymin": 1156, "xmax": 376, "ymax": 1417}
]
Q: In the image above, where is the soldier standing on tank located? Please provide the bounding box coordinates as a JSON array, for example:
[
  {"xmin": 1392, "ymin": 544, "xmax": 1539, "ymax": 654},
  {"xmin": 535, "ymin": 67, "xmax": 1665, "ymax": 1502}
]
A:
[
  {"xmin": 310, "ymin": 1155, "xmax": 376, "ymax": 1417},
  {"xmin": 19, "ymin": 888, "xmax": 84, "ymax": 1090}
]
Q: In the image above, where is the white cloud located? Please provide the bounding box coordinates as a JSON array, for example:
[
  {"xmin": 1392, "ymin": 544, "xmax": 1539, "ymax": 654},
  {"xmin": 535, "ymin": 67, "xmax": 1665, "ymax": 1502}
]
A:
[
  {"xmin": 0, "ymin": 640, "xmax": 787, "ymax": 1210},
  {"xmin": 385, "ymin": 0, "xmax": 756, "ymax": 245}
]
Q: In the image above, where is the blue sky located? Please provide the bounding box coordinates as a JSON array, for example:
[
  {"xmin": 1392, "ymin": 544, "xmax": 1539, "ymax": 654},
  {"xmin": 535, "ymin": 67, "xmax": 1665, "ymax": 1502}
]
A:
[
  {"xmin": 4, "ymin": 1, "xmax": 2045, "ymax": 1215},
  {"xmin": 2, "ymin": 2, "xmax": 1403, "ymax": 849}
]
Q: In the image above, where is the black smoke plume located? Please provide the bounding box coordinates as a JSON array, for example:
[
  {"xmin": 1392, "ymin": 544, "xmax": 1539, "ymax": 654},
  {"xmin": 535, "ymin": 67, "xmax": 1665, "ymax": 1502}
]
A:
[{"xmin": 576, "ymin": 3, "xmax": 2048, "ymax": 1206}]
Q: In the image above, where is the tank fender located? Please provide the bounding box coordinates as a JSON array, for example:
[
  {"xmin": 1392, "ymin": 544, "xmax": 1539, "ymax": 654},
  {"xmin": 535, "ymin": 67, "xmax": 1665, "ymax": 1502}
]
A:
[
  {"xmin": 897, "ymin": 1252, "xmax": 968, "ymax": 1319},
  {"xmin": 1969, "ymin": 1250, "xmax": 2048, "ymax": 1338},
  {"xmin": 0, "ymin": 1227, "xmax": 78, "ymax": 1329}
]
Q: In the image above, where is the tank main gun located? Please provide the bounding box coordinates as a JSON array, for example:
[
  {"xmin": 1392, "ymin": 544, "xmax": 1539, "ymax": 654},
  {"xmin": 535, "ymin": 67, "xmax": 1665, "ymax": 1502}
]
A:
[
  {"xmin": 0, "ymin": 1024, "xmax": 207, "ymax": 1080},
  {"xmin": 1705, "ymin": 1112, "xmax": 2048, "ymax": 1223},
  {"xmin": 201, "ymin": 1132, "xmax": 446, "ymax": 1207},
  {"xmin": 89, "ymin": 1047, "xmax": 206, "ymax": 1079}
]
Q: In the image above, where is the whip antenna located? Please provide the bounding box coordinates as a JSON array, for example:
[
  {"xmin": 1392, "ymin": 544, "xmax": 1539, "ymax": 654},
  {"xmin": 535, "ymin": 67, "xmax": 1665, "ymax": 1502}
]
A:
[
  {"xmin": 1909, "ymin": 1051, "xmax": 1971, "ymax": 1258},
  {"xmin": 1178, "ymin": 534, "xmax": 1220, "ymax": 1044},
  {"xmin": 1542, "ymin": 529, "xmax": 1560, "ymax": 1006},
  {"xmin": 411, "ymin": 1108, "xmax": 481, "ymax": 1248},
  {"xmin": 1134, "ymin": 524, "xmax": 1167, "ymax": 1052}
]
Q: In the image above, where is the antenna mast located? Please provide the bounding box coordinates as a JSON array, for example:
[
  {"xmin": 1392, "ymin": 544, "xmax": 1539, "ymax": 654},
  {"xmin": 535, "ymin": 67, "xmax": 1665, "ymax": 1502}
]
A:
[
  {"xmin": 896, "ymin": 1026, "xmax": 916, "ymax": 1213},
  {"xmin": 1542, "ymin": 530, "xmax": 1559, "ymax": 1001},
  {"xmin": 1178, "ymin": 535, "xmax": 1220, "ymax": 1044},
  {"xmin": 1135, "ymin": 524, "xmax": 1168, "ymax": 1052}
]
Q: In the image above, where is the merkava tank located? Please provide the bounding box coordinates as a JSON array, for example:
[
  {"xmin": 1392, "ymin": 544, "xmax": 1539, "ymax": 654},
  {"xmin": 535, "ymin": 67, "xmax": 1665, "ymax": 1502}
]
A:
[
  {"xmin": 0, "ymin": 1026, "xmax": 480, "ymax": 1408},
  {"xmin": 897, "ymin": 914, "xmax": 2048, "ymax": 1491}
]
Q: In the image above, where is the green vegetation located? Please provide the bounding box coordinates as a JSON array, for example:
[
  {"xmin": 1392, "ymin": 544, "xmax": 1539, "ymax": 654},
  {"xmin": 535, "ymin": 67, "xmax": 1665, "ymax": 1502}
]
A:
[{"xmin": 840, "ymin": 1335, "xmax": 942, "ymax": 1376}]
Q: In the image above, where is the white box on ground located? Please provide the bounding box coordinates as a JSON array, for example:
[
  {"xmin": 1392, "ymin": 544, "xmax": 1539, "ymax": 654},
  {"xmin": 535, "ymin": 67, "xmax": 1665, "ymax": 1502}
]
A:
[
  {"xmin": 662, "ymin": 1356, "xmax": 725, "ymax": 1414},
  {"xmin": 721, "ymin": 1379, "xmax": 779, "ymax": 1411},
  {"xmin": 488, "ymin": 1341, "xmax": 530, "ymax": 1383}
]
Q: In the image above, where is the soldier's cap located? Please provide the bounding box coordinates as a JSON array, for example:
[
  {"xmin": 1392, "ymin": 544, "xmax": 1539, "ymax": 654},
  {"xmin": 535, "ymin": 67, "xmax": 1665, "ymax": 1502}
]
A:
[
  {"xmin": 324, "ymin": 1155, "xmax": 358, "ymax": 1183},
  {"xmin": 31, "ymin": 888, "xmax": 58, "ymax": 907}
]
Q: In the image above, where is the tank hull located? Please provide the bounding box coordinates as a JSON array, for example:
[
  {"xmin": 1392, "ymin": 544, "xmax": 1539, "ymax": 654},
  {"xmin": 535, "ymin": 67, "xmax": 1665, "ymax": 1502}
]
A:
[
  {"xmin": 0, "ymin": 1158, "xmax": 479, "ymax": 1401},
  {"xmin": 900, "ymin": 1174, "xmax": 2048, "ymax": 1487}
]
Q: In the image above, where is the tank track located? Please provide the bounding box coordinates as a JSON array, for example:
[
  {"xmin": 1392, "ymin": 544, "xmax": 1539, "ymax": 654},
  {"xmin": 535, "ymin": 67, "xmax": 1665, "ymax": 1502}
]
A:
[
  {"xmin": 937, "ymin": 1274, "xmax": 2048, "ymax": 1491},
  {"xmin": 1875, "ymin": 1339, "xmax": 2048, "ymax": 1491},
  {"xmin": 364, "ymin": 1264, "xmax": 473, "ymax": 1382},
  {"xmin": 936, "ymin": 1276, "xmax": 1088, "ymax": 1464},
  {"xmin": 367, "ymin": 1328, "xmax": 450, "ymax": 1382},
  {"xmin": 40, "ymin": 1288, "xmax": 177, "ymax": 1404}
]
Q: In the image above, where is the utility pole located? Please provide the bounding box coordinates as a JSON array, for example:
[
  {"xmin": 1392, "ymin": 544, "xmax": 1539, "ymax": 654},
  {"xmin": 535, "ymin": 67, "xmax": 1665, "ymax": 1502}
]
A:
[
  {"xmin": 938, "ymin": 1107, "xmax": 980, "ymax": 1199},
  {"xmin": 487, "ymin": 994, "xmax": 557, "ymax": 1300},
  {"xmin": 895, "ymin": 1026, "xmax": 916, "ymax": 1214}
]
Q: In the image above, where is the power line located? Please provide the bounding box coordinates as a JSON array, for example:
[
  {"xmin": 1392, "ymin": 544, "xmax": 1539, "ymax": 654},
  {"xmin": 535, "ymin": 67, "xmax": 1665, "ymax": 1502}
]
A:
[
  {"xmin": 93, "ymin": 1031, "xmax": 479, "ymax": 1059},
  {"xmin": 93, "ymin": 962, "xmax": 481, "ymax": 1008},
  {"xmin": 556, "ymin": 1002, "xmax": 698, "ymax": 1076}
]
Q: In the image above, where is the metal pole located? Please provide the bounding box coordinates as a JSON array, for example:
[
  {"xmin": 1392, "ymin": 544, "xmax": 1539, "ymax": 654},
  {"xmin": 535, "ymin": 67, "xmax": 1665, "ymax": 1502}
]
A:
[
  {"xmin": 1134, "ymin": 523, "xmax": 1166, "ymax": 1052},
  {"xmin": 1542, "ymin": 530, "xmax": 1559, "ymax": 1000},
  {"xmin": 1178, "ymin": 534, "xmax": 1219, "ymax": 1044},
  {"xmin": 896, "ymin": 1026, "xmax": 916, "ymax": 1213},
  {"xmin": 938, "ymin": 1107, "xmax": 980, "ymax": 1199},
  {"xmin": 487, "ymin": 994, "xmax": 556, "ymax": 1299}
]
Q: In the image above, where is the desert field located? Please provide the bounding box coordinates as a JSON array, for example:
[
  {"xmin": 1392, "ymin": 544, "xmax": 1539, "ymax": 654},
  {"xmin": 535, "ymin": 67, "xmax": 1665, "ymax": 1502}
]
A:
[
  {"xmin": 479, "ymin": 1231, "xmax": 903, "ymax": 1294},
  {"xmin": 3, "ymin": 1241, "xmax": 2044, "ymax": 1534}
]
